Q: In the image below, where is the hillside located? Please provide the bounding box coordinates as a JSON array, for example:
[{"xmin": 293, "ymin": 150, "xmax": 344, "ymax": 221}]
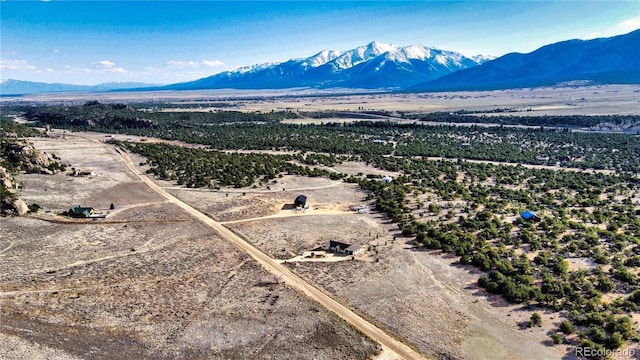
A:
[{"xmin": 411, "ymin": 29, "xmax": 640, "ymax": 91}]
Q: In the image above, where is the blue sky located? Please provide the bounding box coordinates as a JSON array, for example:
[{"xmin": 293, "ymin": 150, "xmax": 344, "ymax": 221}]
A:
[{"xmin": 1, "ymin": 1, "xmax": 639, "ymax": 85}]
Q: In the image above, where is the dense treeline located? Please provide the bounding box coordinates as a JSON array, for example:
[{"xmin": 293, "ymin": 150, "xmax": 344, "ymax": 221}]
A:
[
  {"xmin": 114, "ymin": 141, "xmax": 342, "ymax": 188},
  {"xmin": 406, "ymin": 111, "xmax": 640, "ymax": 128},
  {"xmin": 22, "ymin": 101, "xmax": 297, "ymax": 130},
  {"xmin": 395, "ymin": 125, "xmax": 640, "ymax": 172},
  {"xmin": 301, "ymin": 110, "xmax": 391, "ymax": 119},
  {"xmin": 23, "ymin": 101, "xmax": 157, "ymax": 130},
  {"xmin": 131, "ymin": 102, "xmax": 235, "ymax": 110},
  {"xmin": 355, "ymin": 158, "xmax": 640, "ymax": 356}
]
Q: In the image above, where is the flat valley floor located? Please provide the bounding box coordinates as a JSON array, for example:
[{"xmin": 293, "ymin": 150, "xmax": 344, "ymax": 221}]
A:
[{"xmin": 2, "ymin": 85, "xmax": 639, "ymax": 359}]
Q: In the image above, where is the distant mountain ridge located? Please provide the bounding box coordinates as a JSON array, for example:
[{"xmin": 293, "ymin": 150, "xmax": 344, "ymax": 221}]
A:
[
  {"xmin": 0, "ymin": 79, "xmax": 159, "ymax": 96},
  {"xmin": 411, "ymin": 29, "xmax": 640, "ymax": 91},
  {"xmin": 162, "ymin": 41, "xmax": 491, "ymax": 90}
]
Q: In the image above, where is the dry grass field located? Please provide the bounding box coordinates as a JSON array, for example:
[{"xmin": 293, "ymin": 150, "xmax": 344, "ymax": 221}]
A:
[
  {"xmin": 2, "ymin": 86, "xmax": 639, "ymax": 359},
  {"xmin": 0, "ymin": 134, "xmax": 379, "ymax": 360}
]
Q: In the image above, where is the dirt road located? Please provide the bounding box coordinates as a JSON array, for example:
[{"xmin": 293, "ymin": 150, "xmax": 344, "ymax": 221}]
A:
[{"xmin": 114, "ymin": 145, "xmax": 426, "ymax": 360}]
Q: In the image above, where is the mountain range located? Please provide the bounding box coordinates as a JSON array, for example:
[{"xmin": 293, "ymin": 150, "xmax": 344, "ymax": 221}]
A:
[
  {"xmin": 1, "ymin": 29, "xmax": 638, "ymax": 95},
  {"xmin": 161, "ymin": 41, "xmax": 491, "ymax": 91},
  {"xmin": 0, "ymin": 80, "xmax": 159, "ymax": 96}
]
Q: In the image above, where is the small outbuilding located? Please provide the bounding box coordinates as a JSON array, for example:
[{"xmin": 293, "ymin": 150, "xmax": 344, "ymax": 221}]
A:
[
  {"xmin": 71, "ymin": 169, "xmax": 97, "ymax": 177},
  {"xmin": 381, "ymin": 176, "xmax": 393, "ymax": 183},
  {"xmin": 294, "ymin": 195, "xmax": 307, "ymax": 208},
  {"xmin": 520, "ymin": 210, "xmax": 541, "ymax": 222}
]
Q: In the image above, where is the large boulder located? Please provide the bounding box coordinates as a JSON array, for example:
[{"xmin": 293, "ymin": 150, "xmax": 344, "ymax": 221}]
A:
[
  {"xmin": 0, "ymin": 166, "xmax": 13, "ymax": 189},
  {"xmin": 11, "ymin": 198, "xmax": 29, "ymax": 215}
]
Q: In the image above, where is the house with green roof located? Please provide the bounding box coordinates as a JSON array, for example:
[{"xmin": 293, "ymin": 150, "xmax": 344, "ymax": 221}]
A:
[{"xmin": 68, "ymin": 206, "xmax": 95, "ymax": 218}]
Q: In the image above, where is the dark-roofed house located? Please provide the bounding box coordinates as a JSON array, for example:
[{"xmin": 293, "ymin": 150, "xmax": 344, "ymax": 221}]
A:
[
  {"xmin": 520, "ymin": 210, "xmax": 541, "ymax": 222},
  {"xmin": 294, "ymin": 195, "xmax": 307, "ymax": 208},
  {"xmin": 68, "ymin": 206, "xmax": 95, "ymax": 218},
  {"xmin": 321, "ymin": 240, "xmax": 363, "ymax": 256}
]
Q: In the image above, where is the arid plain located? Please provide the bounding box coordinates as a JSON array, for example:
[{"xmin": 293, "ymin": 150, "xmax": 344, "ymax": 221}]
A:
[{"xmin": 2, "ymin": 85, "xmax": 639, "ymax": 360}]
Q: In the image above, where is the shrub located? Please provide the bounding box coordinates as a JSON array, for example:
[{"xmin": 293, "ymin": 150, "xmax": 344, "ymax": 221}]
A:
[
  {"xmin": 550, "ymin": 332, "xmax": 564, "ymax": 344},
  {"xmin": 528, "ymin": 312, "xmax": 542, "ymax": 327},
  {"xmin": 559, "ymin": 320, "xmax": 575, "ymax": 334},
  {"xmin": 606, "ymin": 332, "xmax": 624, "ymax": 349},
  {"xmin": 628, "ymin": 290, "xmax": 640, "ymax": 305},
  {"xmin": 588, "ymin": 325, "xmax": 607, "ymax": 344}
]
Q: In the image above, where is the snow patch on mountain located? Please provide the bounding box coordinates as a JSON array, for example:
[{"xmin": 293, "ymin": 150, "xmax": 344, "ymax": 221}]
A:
[
  {"xmin": 402, "ymin": 45, "xmax": 432, "ymax": 60},
  {"xmin": 471, "ymin": 54, "xmax": 497, "ymax": 64},
  {"xmin": 305, "ymin": 50, "xmax": 341, "ymax": 67},
  {"xmin": 234, "ymin": 62, "xmax": 275, "ymax": 74}
]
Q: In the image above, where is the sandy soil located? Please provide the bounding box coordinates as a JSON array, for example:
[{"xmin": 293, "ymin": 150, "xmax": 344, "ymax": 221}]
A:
[{"xmin": 0, "ymin": 134, "xmax": 380, "ymax": 360}]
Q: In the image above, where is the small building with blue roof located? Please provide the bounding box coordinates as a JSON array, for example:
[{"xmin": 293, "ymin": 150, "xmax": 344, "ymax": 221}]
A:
[{"xmin": 520, "ymin": 210, "xmax": 541, "ymax": 222}]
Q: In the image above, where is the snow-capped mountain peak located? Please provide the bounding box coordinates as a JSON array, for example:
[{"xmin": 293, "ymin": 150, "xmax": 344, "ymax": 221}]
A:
[
  {"xmin": 305, "ymin": 50, "xmax": 342, "ymax": 67},
  {"xmin": 163, "ymin": 41, "xmax": 493, "ymax": 90},
  {"xmin": 364, "ymin": 41, "xmax": 397, "ymax": 57}
]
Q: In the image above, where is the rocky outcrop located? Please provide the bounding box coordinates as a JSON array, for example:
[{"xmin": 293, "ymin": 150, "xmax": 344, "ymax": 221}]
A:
[
  {"xmin": 10, "ymin": 198, "xmax": 29, "ymax": 215},
  {"xmin": 4, "ymin": 143, "xmax": 63, "ymax": 174},
  {"xmin": 1, "ymin": 139, "xmax": 65, "ymax": 216},
  {"xmin": 0, "ymin": 166, "xmax": 13, "ymax": 189},
  {"xmin": 1, "ymin": 166, "xmax": 21, "ymax": 216}
]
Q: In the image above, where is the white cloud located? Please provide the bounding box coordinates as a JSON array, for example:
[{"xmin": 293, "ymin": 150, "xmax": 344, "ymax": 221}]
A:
[
  {"xmin": 165, "ymin": 60, "xmax": 199, "ymax": 68},
  {"xmin": 165, "ymin": 59, "xmax": 225, "ymax": 68},
  {"xmin": 94, "ymin": 60, "xmax": 126, "ymax": 73},
  {"xmin": 52, "ymin": 49, "xmax": 60, "ymax": 53},
  {"xmin": 138, "ymin": 64, "xmax": 222, "ymax": 84},
  {"xmin": 99, "ymin": 60, "xmax": 116, "ymax": 68},
  {"xmin": 0, "ymin": 58, "xmax": 37, "ymax": 71},
  {"xmin": 616, "ymin": 17, "xmax": 640, "ymax": 33},
  {"xmin": 586, "ymin": 17, "xmax": 640, "ymax": 39},
  {"xmin": 202, "ymin": 59, "xmax": 225, "ymax": 67},
  {"xmin": 3, "ymin": 57, "xmax": 223, "ymax": 85},
  {"xmin": 60, "ymin": 61, "xmax": 126, "ymax": 75}
]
